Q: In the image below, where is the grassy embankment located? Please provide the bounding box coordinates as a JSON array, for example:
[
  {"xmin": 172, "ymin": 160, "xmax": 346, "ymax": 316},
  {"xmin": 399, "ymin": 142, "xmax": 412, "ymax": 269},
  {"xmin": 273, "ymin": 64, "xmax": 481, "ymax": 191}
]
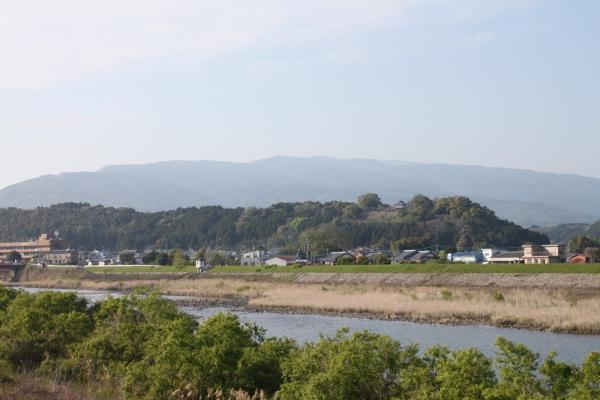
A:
[
  {"xmin": 80, "ymin": 263, "xmax": 600, "ymax": 274},
  {"xmin": 17, "ymin": 273, "xmax": 600, "ymax": 333},
  {"xmin": 20, "ymin": 264, "xmax": 600, "ymax": 332},
  {"xmin": 83, "ymin": 265, "xmax": 196, "ymax": 273}
]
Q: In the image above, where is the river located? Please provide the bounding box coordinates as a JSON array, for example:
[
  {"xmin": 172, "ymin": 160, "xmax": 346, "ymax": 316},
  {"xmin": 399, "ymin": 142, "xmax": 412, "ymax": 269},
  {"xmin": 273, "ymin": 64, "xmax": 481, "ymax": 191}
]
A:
[{"xmin": 17, "ymin": 287, "xmax": 600, "ymax": 365}]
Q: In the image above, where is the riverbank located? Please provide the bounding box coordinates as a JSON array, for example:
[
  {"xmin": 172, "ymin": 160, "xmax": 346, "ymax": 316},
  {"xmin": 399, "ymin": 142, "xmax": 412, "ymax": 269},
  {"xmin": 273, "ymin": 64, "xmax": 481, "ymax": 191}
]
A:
[{"xmin": 13, "ymin": 268, "xmax": 600, "ymax": 333}]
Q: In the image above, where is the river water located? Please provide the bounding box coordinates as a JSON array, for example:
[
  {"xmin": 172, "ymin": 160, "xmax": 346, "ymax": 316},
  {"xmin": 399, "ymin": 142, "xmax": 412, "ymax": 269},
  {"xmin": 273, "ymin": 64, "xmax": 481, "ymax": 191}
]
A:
[{"xmin": 17, "ymin": 287, "xmax": 600, "ymax": 365}]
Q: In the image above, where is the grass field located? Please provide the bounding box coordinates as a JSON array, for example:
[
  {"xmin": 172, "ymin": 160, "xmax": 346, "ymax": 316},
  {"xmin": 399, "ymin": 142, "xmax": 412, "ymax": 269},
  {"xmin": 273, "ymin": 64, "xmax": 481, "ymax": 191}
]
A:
[
  {"xmin": 210, "ymin": 263, "xmax": 600, "ymax": 274},
  {"xmin": 77, "ymin": 263, "xmax": 600, "ymax": 274},
  {"xmin": 17, "ymin": 275, "xmax": 600, "ymax": 332},
  {"xmin": 84, "ymin": 265, "xmax": 196, "ymax": 273}
]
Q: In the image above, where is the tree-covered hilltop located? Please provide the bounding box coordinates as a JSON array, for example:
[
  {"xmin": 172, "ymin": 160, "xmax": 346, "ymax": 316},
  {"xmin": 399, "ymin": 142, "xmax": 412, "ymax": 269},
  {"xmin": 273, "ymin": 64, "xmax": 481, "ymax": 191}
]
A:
[{"xmin": 0, "ymin": 194, "xmax": 548, "ymax": 251}]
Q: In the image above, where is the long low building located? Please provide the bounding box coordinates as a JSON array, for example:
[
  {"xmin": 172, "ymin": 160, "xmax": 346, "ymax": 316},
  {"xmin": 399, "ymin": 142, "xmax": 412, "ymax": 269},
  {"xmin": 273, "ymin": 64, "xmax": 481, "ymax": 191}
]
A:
[
  {"xmin": 0, "ymin": 234, "xmax": 66, "ymax": 260},
  {"xmin": 44, "ymin": 250, "xmax": 79, "ymax": 265},
  {"xmin": 487, "ymin": 251, "xmax": 523, "ymax": 264}
]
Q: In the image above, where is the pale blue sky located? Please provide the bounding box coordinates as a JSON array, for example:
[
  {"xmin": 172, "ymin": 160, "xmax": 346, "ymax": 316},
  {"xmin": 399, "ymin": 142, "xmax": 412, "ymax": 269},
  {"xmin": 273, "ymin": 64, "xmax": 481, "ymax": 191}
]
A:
[{"xmin": 1, "ymin": 0, "xmax": 599, "ymax": 189}]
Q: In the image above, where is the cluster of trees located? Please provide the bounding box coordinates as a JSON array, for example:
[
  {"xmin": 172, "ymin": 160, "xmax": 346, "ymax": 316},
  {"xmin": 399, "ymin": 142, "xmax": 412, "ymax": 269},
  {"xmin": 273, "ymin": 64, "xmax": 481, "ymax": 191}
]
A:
[
  {"xmin": 1, "ymin": 286, "xmax": 599, "ymax": 399},
  {"xmin": 0, "ymin": 195, "xmax": 548, "ymax": 253},
  {"xmin": 138, "ymin": 249, "xmax": 191, "ymax": 266},
  {"xmin": 569, "ymin": 236, "xmax": 600, "ymax": 254},
  {"xmin": 568, "ymin": 236, "xmax": 600, "ymax": 262}
]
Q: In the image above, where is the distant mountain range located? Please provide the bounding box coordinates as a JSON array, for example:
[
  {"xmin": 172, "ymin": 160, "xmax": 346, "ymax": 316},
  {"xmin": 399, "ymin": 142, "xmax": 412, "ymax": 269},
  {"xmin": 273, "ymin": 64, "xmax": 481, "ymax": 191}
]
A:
[{"xmin": 0, "ymin": 156, "xmax": 598, "ymax": 227}]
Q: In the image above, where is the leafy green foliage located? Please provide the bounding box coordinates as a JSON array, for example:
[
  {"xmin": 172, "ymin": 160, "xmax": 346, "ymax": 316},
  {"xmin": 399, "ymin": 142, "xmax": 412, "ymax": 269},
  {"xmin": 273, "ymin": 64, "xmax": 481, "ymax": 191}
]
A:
[
  {"xmin": 0, "ymin": 291, "xmax": 91, "ymax": 370},
  {"xmin": 357, "ymin": 193, "xmax": 383, "ymax": 211},
  {"xmin": 0, "ymin": 286, "xmax": 18, "ymax": 312},
  {"xmin": 434, "ymin": 348, "xmax": 496, "ymax": 400},
  {"xmin": 280, "ymin": 328, "xmax": 425, "ymax": 400}
]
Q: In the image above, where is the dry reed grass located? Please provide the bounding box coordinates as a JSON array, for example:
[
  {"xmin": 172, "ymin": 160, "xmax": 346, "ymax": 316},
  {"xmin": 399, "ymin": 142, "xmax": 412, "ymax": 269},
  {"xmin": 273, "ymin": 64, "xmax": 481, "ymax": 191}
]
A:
[{"xmin": 15, "ymin": 278, "xmax": 600, "ymax": 333}]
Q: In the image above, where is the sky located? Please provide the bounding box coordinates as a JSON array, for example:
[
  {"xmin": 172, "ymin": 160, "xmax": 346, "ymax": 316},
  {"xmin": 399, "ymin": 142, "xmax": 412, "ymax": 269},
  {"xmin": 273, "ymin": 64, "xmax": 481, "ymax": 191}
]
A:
[{"xmin": 1, "ymin": 0, "xmax": 599, "ymax": 189}]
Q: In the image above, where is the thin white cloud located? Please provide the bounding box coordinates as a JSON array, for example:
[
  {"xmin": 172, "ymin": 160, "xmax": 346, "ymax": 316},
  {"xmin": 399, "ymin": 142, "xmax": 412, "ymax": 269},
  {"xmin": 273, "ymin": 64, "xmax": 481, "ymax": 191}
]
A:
[{"xmin": 0, "ymin": 0, "xmax": 535, "ymax": 90}]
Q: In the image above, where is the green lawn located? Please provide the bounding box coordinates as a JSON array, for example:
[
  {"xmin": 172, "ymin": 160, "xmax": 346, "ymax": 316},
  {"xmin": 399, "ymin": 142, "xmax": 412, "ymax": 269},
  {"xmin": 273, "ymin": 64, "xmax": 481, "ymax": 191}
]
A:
[
  {"xmin": 79, "ymin": 263, "xmax": 600, "ymax": 274},
  {"xmin": 210, "ymin": 263, "xmax": 600, "ymax": 274},
  {"xmin": 85, "ymin": 265, "xmax": 196, "ymax": 273}
]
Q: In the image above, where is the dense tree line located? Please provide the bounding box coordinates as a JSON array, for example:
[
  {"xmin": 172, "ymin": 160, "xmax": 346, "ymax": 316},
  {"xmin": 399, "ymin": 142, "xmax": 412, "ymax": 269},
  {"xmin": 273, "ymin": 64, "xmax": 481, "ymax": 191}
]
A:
[
  {"xmin": 0, "ymin": 286, "xmax": 598, "ymax": 399},
  {"xmin": 0, "ymin": 194, "xmax": 548, "ymax": 252}
]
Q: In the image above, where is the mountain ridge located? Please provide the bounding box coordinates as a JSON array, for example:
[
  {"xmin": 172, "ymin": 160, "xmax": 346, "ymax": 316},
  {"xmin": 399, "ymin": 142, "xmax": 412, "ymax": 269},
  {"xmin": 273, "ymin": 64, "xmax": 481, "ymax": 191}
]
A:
[{"xmin": 0, "ymin": 156, "xmax": 598, "ymax": 227}]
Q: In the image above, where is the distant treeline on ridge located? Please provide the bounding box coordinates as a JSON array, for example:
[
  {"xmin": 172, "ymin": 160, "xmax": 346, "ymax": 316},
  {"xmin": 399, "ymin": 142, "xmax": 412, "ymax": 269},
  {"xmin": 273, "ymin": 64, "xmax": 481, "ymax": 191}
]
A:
[{"xmin": 0, "ymin": 194, "xmax": 549, "ymax": 252}]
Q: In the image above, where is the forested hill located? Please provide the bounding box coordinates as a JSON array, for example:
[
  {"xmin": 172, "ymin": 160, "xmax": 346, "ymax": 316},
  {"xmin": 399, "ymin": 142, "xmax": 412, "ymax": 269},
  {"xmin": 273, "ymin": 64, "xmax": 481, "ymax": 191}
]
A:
[{"xmin": 0, "ymin": 194, "xmax": 548, "ymax": 251}]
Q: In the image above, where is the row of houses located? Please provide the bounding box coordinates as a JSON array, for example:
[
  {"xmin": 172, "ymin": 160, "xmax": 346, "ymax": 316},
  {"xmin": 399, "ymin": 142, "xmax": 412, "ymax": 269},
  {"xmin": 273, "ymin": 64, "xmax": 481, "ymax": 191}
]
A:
[
  {"xmin": 243, "ymin": 248, "xmax": 437, "ymax": 267},
  {"xmin": 448, "ymin": 244, "xmax": 569, "ymax": 264}
]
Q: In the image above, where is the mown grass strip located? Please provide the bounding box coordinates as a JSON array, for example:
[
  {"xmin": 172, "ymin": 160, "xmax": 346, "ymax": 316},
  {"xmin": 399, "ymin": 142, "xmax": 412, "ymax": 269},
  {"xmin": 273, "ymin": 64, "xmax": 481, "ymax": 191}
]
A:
[
  {"xmin": 85, "ymin": 265, "xmax": 196, "ymax": 273},
  {"xmin": 210, "ymin": 263, "xmax": 600, "ymax": 274}
]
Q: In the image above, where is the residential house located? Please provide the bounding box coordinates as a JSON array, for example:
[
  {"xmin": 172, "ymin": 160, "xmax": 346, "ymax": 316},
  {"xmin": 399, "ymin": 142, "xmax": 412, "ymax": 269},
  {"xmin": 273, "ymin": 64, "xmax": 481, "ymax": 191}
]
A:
[
  {"xmin": 318, "ymin": 252, "xmax": 354, "ymax": 265},
  {"xmin": 265, "ymin": 256, "xmax": 298, "ymax": 267},
  {"xmin": 522, "ymin": 244, "xmax": 566, "ymax": 264},
  {"xmin": 88, "ymin": 250, "xmax": 104, "ymax": 265},
  {"xmin": 44, "ymin": 250, "xmax": 78, "ymax": 265},
  {"xmin": 352, "ymin": 247, "xmax": 374, "ymax": 263},
  {"xmin": 241, "ymin": 250, "xmax": 268, "ymax": 266},
  {"xmin": 487, "ymin": 251, "xmax": 524, "ymax": 264},
  {"xmin": 392, "ymin": 250, "xmax": 435, "ymax": 263},
  {"xmin": 391, "ymin": 250, "xmax": 418, "ymax": 264},
  {"xmin": 569, "ymin": 254, "xmax": 589, "ymax": 264},
  {"xmin": 411, "ymin": 251, "xmax": 436, "ymax": 263}
]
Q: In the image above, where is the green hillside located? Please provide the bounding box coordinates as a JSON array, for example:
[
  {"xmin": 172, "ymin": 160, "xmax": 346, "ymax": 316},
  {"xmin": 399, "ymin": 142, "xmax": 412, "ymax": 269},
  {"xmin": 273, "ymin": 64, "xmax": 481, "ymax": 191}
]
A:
[{"xmin": 0, "ymin": 194, "xmax": 548, "ymax": 251}]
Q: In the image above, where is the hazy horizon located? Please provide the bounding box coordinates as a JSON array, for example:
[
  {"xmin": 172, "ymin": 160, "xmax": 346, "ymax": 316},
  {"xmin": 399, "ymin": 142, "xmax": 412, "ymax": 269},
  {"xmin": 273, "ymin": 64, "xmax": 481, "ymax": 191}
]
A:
[{"xmin": 2, "ymin": 1, "xmax": 599, "ymax": 189}]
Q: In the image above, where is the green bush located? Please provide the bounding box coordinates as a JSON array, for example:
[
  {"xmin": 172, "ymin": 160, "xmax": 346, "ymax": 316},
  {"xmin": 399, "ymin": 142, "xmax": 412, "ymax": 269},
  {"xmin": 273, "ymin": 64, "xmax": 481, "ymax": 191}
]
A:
[
  {"xmin": 491, "ymin": 291, "xmax": 505, "ymax": 302},
  {"xmin": 441, "ymin": 289, "xmax": 453, "ymax": 301},
  {"xmin": 0, "ymin": 291, "xmax": 92, "ymax": 370},
  {"xmin": 279, "ymin": 328, "xmax": 424, "ymax": 400}
]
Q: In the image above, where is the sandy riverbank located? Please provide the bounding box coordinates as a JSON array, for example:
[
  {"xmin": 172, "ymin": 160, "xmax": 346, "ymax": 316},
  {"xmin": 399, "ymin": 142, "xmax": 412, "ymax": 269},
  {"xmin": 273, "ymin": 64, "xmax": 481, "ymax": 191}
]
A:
[{"xmin": 11, "ymin": 269, "xmax": 600, "ymax": 333}]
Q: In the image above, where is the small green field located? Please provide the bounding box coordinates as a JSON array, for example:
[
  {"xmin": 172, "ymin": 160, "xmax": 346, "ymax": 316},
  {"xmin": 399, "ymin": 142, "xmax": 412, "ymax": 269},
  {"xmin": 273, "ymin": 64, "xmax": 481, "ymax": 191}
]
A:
[
  {"xmin": 210, "ymin": 263, "xmax": 600, "ymax": 274},
  {"xmin": 85, "ymin": 265, "xmax": 196, "ymax": 274}
]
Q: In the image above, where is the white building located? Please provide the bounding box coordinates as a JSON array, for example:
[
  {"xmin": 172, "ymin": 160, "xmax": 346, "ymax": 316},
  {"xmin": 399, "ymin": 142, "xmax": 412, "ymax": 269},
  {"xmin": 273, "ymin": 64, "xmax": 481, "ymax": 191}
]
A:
[
  {"xmin": 241, "ymin": 250, "xmax": 268, "ymax": 266},
  {"xmin": 265, "ymin": 256, "xmax": 297, "ymax": 266},
  {"xmin": 522, "ymin": 244, "xmax": 565, "ymax": 264}
]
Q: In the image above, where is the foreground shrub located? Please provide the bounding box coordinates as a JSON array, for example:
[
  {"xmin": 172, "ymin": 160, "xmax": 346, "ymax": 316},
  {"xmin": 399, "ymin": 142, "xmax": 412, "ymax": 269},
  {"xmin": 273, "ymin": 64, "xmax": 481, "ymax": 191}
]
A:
[
  {"xmin": 279, "ymin": 328, "xmax": 425, "ymax": 400},
  {"xmin": 123, "ymin": 313, "xmax": 296, "ymax": 399},
  {"xmin": 0, "ymin": 291, "xmax": 92, "ymax": 370},
  {"xmin": 0, "ymin": 286, "xmax": 18, "ymax": 312},
  {"xmin": 0, "ymin": 285, "xmax": 599, "ymax": 400},
  {"xmin": 66, "ymin": 291, "xmax": 197, "ymax": 381}
]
